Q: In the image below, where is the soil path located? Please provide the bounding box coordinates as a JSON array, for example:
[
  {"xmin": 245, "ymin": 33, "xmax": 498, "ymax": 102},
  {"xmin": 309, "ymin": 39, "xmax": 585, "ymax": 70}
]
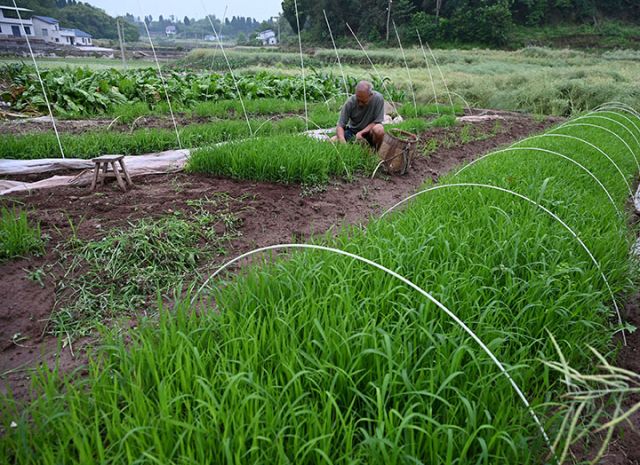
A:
[{"xmin": 0, "ymin": 114, "xmax": 557, "ymax": 404}]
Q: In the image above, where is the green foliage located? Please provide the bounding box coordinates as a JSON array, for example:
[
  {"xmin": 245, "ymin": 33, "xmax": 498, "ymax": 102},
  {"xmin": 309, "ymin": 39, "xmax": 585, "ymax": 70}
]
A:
[
  {"xmin": 449, "ymin": 0, "xmax": 514, "ymax": 47},
  {"xmin": 398, "ymin": 103, "xmax": 463, "ymax": 118},
  {"xmin": 187, "ymin": 134, "xmax": 377, "ymax": 184},
  {"xmin": 0, "ymin": 208, "xmax": 43, "ymax": 260},
  {"xmin": 2, "ymin": 110, "xmax": 637, "ymax": 463},
  {"xmin": 2, "ymin": 64, "xmax": 360, "ymax": 117},
  {"xmin": 275, "ymin": 0, "xmax": 638, "ymax": 47}
]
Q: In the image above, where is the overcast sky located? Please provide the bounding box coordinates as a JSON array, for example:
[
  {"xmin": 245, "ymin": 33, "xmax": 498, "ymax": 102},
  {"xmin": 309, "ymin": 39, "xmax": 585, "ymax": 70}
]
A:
[{"xmin": 87, "ymin": 0, "xmax": 283, "ymax": 22}]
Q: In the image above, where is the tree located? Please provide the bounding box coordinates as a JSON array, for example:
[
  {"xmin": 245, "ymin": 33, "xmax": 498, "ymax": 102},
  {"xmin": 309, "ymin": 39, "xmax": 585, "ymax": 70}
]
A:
[
  {"xmin": 281, "ymin": 0, "xmax": 311, "ymax": 33},
  {"xmin": 184, "ymin": 16, "xmax": 191, "ymax": 26}
]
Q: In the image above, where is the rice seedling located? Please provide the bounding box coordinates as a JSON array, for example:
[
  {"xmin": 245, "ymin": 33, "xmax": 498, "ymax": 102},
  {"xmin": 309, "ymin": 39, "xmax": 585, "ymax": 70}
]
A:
[
  {"xmin": 192, "ymin": 99, "xmax": 342, "ymax": 119},
  {"xmin": 187, "ymin": 134, "xmax": 378, "ymax": 184},
  {"xmin": 1, "ymin": 109, "xmax": 637, "ymax": 464},
  {"xmin": 0, "ymin": 115, "xmax": 331, "ymax": 160},
  {"xmin": 0, "ymin": 207, "xmax": 44, "ymax": 260},
  {"xmin": 398, "ymin": 103, "xmax": 462, "ymax": 118}
]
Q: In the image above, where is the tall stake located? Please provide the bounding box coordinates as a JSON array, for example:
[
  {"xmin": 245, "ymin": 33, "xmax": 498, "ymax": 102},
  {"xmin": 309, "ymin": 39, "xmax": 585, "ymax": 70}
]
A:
[
  {"xmin": 323, "ymin": 9, "xmax": 348, "ymax": 98},
  {"xmin": 425, "ymin": 40, "xmax": 454, "ymax": 112},
  {"xmin": 346, "ymin": 22, "xmax": 398, "ymax": 115},
  {"xmin": 385, "ymin": 0, "xmax": 392, "ymax": 43},
  {"xmin": 293, "ymin": 0, "xmax": 308, "ymax": 131},
  {"xmin": 11, "ymin": 0, "xmax": 64, "ymax": 158},
  {"xmin": 201, "ymin": 4, "xmax": 253, "ymax": 136},
  {"xmin": 138, "ymin": 3, "xmax": 182, "ymax": 149},
  {"xmin": 416, "ymin": 30, "xmax": 440, "ymax": 114},
  {"xmin": 209, "ymin": 5, "xmax": 227, "ymax": 71},
  {"xmin": 116, "ymin": 18, "xmax": 127, "ymax": 70},
  {"xmin": 393, "ymin": 20, "xmax": 416, "ymax": 118}
]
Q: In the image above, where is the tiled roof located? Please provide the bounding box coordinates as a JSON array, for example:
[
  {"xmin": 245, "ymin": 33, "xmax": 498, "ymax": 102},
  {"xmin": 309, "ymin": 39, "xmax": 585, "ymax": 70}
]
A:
[{"xmin": 32, "ymin": 15, "xmax": 58, "ymax": 24}]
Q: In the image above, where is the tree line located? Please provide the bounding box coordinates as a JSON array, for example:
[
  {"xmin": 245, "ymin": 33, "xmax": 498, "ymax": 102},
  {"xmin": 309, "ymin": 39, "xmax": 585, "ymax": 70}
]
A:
[
  {"xmin": 132, "ymin": 14, "xmax": 261, "ymax": 39},
  {"xmin": 281, "ymin": 0, "xmax": 640, "ymax": 46}
]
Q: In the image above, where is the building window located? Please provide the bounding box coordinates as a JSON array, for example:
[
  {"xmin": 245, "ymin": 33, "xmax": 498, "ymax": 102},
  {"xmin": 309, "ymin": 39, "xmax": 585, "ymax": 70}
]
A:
[
  {"xmin": 55, "ymin": 37, "xmax": 59, "ymax": 42},
  {"xmin": 2, "ymin": 9, "xmax": 20, "ymax": 19},
  {"xmin": 42, "ymin": 28, "xmax": 48, "ymax": 36},
  {"xmin": 24, "ymin": 26, "xmax": 30, "ymax": 35}
]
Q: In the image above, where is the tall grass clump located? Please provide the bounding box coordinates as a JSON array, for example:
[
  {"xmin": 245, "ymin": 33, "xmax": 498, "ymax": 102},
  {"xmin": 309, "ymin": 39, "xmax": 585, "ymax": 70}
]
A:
[
  {"xmin": 187, "ymin": 135, "xmax": 377, "ymax": 184},
  {"xmin": 1, "ymin": 109, "xmax": 638, "ymax": 464},
  {"xmin": 0, "ymin": 207, "xmax": 43, "ymax": 260}
]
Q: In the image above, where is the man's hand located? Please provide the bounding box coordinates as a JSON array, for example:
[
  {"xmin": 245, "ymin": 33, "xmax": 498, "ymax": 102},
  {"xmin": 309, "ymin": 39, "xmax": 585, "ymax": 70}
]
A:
[
  {"xmin": 336, "ymin": 126, "xmax": 347, "ymax": 144},
  {"xmin": 356, "ymin": 126, "xmax": 373, "ymax": 140}
]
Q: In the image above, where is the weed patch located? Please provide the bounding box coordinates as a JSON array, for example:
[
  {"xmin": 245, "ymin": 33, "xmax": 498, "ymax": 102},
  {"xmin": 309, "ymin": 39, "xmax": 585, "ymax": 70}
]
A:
[{"xmin": 50, "ymin": 196, "xmax": 243, "ymax": 337}]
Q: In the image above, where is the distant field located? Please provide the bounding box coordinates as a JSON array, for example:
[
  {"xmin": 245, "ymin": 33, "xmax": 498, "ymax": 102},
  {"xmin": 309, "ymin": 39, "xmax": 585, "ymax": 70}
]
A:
[
  {"xmin": 0, "ymin": 57, "xmax": 157, "ymax": 70},
  {"xmin": 181, "ymin": 46, "xmax": 640, "ymax": 116},
  {"xmin": 3, "ymin": 45, "xmax": 640, "ymax": 116}
]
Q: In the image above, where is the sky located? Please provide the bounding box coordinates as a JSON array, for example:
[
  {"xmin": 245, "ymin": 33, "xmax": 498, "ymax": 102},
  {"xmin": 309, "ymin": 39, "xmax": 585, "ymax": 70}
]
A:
[{"xmin": 87, "ymin": 0, "xmax": 283, "ymax": 22}]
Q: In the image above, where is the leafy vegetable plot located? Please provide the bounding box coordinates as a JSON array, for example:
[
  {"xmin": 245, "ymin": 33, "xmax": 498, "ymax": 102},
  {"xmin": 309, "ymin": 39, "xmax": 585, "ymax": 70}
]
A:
[
  {"xmin": 1, "ymin": 109, "xmax": 638, "ymax": 464},
  {"xmin": 1, "ymin": 64, "xmax": 387, "ymax": 117}
]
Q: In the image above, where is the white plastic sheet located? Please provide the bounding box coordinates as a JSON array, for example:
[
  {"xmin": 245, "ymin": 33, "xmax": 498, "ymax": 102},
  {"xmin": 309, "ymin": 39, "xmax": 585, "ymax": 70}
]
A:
[{"xmin": 0, "ymin": 150, "xmax": 190, "ymax": 196}]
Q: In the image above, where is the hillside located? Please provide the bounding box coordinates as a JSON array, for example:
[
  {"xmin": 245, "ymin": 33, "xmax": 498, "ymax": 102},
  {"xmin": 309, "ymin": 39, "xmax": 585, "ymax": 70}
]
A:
[
  {"xmin": 282, "ymin": 0, "xmax": 640, "ymax": 48},
  {"xmin": 14, "ymin": 0, "xmax": 139, "ymax": 41}
]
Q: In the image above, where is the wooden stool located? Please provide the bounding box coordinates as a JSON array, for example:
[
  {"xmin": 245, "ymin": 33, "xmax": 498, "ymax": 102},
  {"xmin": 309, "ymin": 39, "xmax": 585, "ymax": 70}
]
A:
[{"xmin": 90, "ymin": 155, "xmax": 133, "ymax": 192}]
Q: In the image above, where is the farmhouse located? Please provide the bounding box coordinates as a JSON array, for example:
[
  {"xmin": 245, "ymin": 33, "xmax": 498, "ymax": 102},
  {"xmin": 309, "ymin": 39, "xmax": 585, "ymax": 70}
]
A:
[
  {"xmin": 0, "ymin": 5, "xmax": 34, "ymax": 38},
  {"xmin": 32, "ymin": 15, "xmax": 61, "ymax": 43},
  {"xmin": 60, "ymin": 28, "xmax": 92, "ymax": 46},
  {"xmin": 165, "ymin": 25, "xmax": 176, "ymax": 36},
  {"xmin": 257, "ymin": 29, "xmax": 277, "ymax": 46}
]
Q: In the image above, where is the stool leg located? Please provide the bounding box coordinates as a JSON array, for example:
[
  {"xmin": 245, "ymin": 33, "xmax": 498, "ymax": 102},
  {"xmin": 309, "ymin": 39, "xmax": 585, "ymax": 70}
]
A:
[
  {"xmin": 90, "ymin": 165, "xmax": 99, "ymax": 191},
  {"xmin": 112, "ymin": 161, "xmax": 127, "ymax": 192},
  {"xmin": 118, "ymin": 159, "xmax": 133, "ymax": 187},
  {"xmin": 100, "ymin": 162, "xmax": 108, "ymax": 186}
]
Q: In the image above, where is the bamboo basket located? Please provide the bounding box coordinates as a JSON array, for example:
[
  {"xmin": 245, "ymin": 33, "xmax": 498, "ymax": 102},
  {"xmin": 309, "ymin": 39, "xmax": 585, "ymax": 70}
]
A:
[{"xmin": 378, "ymin": 128, "xmax": 418, "ymax": 175}]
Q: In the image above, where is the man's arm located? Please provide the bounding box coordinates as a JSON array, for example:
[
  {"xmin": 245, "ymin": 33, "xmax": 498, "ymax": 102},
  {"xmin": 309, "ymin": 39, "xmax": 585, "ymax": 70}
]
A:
[
  {"xmin": 336, "ymin": 100, "xmax": 351, "ymax": 143},
  {"xmin": 356, "ymin": 95, "xmax": 385, "ymax": 139}
]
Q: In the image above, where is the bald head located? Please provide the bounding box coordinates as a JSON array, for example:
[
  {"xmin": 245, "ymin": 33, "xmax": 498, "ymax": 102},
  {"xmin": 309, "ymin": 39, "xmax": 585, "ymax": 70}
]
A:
[{"xmin": 355, "ymin": 80, "xmax": 374, "ymax": 107}]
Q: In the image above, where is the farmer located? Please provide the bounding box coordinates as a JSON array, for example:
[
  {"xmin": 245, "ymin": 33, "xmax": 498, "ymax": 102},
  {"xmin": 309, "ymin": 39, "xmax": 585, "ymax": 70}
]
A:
[{"xmin": 334, "ymin": 80, "xmax": 385, "ymax": 151}]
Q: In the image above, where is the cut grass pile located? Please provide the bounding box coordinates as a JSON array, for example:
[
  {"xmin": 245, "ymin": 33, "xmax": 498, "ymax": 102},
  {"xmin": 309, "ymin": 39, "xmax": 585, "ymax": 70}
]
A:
[
  {"xmin": 0, "ymin": 207, "xmax": 44, "ymax": 260},
  {"xmin": 50, "ymin": 196, "xmax": 243, "ymax": 337},
  {"xmin": 1, "ymin": 108, "xmax": 638, "ymax": 464}
]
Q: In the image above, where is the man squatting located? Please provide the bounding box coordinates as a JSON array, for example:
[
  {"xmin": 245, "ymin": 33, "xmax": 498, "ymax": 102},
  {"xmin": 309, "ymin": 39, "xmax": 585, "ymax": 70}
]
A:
[{"xmin": 334, "ymin": 80, "xmax": 385, "ymax": 151}]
